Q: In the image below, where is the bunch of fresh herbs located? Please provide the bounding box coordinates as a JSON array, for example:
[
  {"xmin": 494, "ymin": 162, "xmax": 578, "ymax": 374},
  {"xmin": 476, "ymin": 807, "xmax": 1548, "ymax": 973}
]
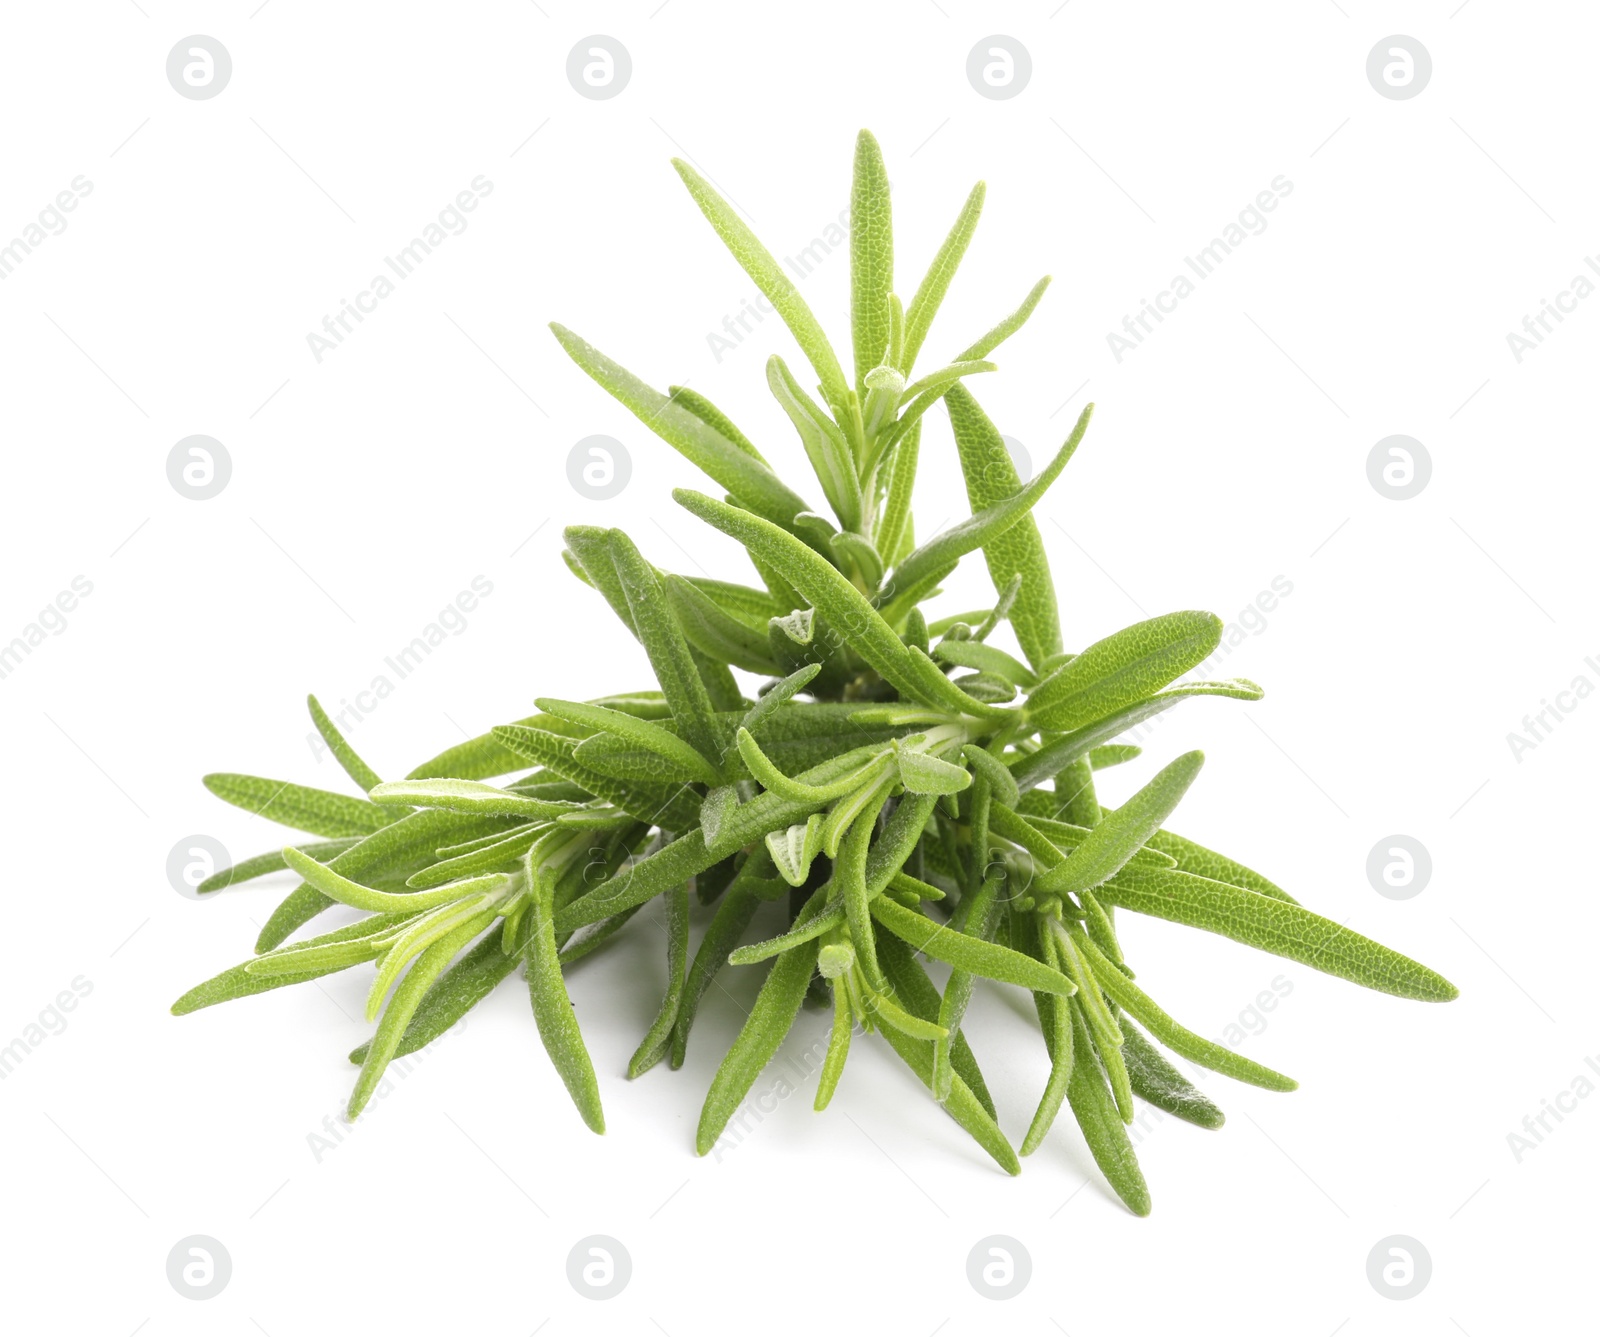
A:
[{"xmin": 174, "ymin": 132, "xmax": 1456, "ymax": 1213}]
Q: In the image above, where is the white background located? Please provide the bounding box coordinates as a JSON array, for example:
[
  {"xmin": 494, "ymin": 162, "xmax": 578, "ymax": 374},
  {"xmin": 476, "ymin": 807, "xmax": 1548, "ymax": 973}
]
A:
[{"xmin": 1, "ymin": 3, "xmax": 1593, "ymax": 1333}]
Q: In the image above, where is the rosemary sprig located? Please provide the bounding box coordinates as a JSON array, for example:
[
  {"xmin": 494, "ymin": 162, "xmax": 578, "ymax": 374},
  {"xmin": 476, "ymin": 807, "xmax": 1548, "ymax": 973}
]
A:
[{"xmin": 173, "ymin": 129, "xmax": 1457, "ymax": 1213}]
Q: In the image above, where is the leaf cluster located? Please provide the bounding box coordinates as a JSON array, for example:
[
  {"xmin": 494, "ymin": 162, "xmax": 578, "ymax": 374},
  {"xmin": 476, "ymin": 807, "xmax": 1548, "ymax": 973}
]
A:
[{"xmin": 174, "ymin": 133, "xmax": 1455, "ymax": 1213}]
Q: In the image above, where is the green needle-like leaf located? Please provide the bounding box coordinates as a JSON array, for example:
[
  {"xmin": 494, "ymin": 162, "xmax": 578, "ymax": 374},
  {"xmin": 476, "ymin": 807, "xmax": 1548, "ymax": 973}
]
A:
[
  {"xmin": 1064, "ymin": 1000, "xmax": 1151, "ymax": 1215},
  {"xmin": 961, "ymin": 745, "xmax": 1020, "ymax": 809},
  {"xmin": 671, "ymin": 866, "xmax": 768, "ymax": 1068},
  {"xmin": 933, "ymin": 870, "xmax": 1002, "ymax": 1101},
  {"xmin": 737, "ymin": 727, "xmax": 884, "ymax": 803},
  {"xmin": 307, "ymin": 694, "xmax": 385, "ymax": 795},
  {"xmin": 838, "ymin": 780, "xmax": 892, "ymax": 992},
  {"xmin": 675, "ymin": 488, "xmax": 1011, "ymax": 720},
  {"xmin": 171, "ymin": 913, "xmax": 412, "ymax": 1015},
  {"xmin": 954, "ymin": 274, "xmax": 1052, "ymax": 362},
  {"xmin": 894, "ymin": 745, "xmax": 972, "ymax": 796},
  {"xmin": 874, "ymin": 931, "xmax": 1013, "ymax": 1170},
  {"xmin": 684, "ymin": 576, "xmax": 781, "ymax": 629},
  {"xmin": 696, "ymin": 895, "xmax": 827, "ymax": 1155},
  {"xmin": 526, "ymin": 850, "xmax": 605, "ymax": 1134},
  {"xmin": 556, "ymin": 830, "xmax": 717, "ymax": 932},
  {"xmin": 365, "ymin": 894, "xmax": 498, "ymax": 1021},
  {"xmin": 350, "ymin": 916, "xmax": 489, "ymax": 1120},
  {"xmin": 1142, "ymin": 826, "xmax": 1297, "ymax": 904},
  {"xmin": 369, "ymin": 778, "xmax": 585, "ymax": 821},
  {"xmin": 537, "ymin": 698, "xmax": 722, "ymax": 787},
  {"xmin": 195, "ymin": 837, "xmax": 359, "ymax": 894},
  {"xmin": 1076, "ymin": 932, "xmax": 1297, "ymax": 1091},
  {"xmin": 492, "ymin": 724, "xmax": 700, "ymax": 831},
  {"xmin": 1020, "ymin": 923, "xmax": 1075, "ymax": 1156},
  {"xmin": 815, "ymin": 980, "xmax": 854, "ymax": 1111},
  {"xmin": 255, "ymin": 809, "xmax": 513, "ymax": 951},
  {"xmin": 943, "ymin": 383, "xmax": 1064, "ymax": 672},
  {"xmin": 1100, "ymin": 865, "xmax": 1460, "ymax": 1002},
  {"xmin": 673, "ymin": 158, "xmax": 852, "ymax": 418},
  {"xmin": 348, "ymin": 933, "xmax": 518, "ymax": 1066},
  {"xmin": 662, "ymin": 575, "xmax": 782, "ymax": 677},
  {"xmin": 551, "ymin": 323, "xmax": 814, "ymax": 530},
  {"xmin": 1026, "ymin": 611, "xmax": 1222, "ymax": 733},
  {"xmin": 875, "ymin": 421, "xmax": 919, "ymax": 568},
  {"xmin": 768, "ymin": 354, "xmax": 862, "ymax": 530},
  {"xmin": 738, "ymin": 664, "xmax": 821, "ymax": 739},
  {"xmin": 870, "ymin": 896, "xmax": 1077, "ymax": 998},
  {"xmin": 863, "ymin": 982, "xmax": 948, "ymax": 1040},
  {"xmin": 901, "ymin": 181, "xmax": 984, "ymax": 373},
  {"xmin": 282, "ymin": 845, "xmax": 511, "ymax": 915},
  {"xmin": 1117, "ymin": 1011, "xmax": 1226, "ymax": 1129},
  {"xmin": 1036, "ymin": 751, "xmax": 1204, "ymax": 897},
  {"xmin": 609, "ymin": 530, "xmax": 725, "ymax": 773},
  {"xmin": 628, "ymin": 881, "xmax": 690, "ymax": 1077},
  {"xmin": 667, "ymin": 385, "xmax": 766, "ymax": 461},
  {"xmin": 868, "ymin": 362, "xmax": 996, "ymax": 469},
  {"xmin": 203, "ymin": 773, "xmax": 392, "ymax": 838},
  {"xmin": 405, "ymin": 712, "xmax": 555, "ymax": 781},
  {"xmin": 1010, "ymin": 679, "xmax": 1262, "ymax": 792},
  {"xmin": 935, "ymin": 639, "xmax": 1036, "ymax": 687},
  {"xmin": 408, "ymin": 822, "xmax": 547, "ymax": 888},
  {"xmin": 729, "ymin": 905, "xmax": 847, "ymax": 966},
  {"xmin": 850, "ymin": 129, "xmax": 895, "ymax": 400}
]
